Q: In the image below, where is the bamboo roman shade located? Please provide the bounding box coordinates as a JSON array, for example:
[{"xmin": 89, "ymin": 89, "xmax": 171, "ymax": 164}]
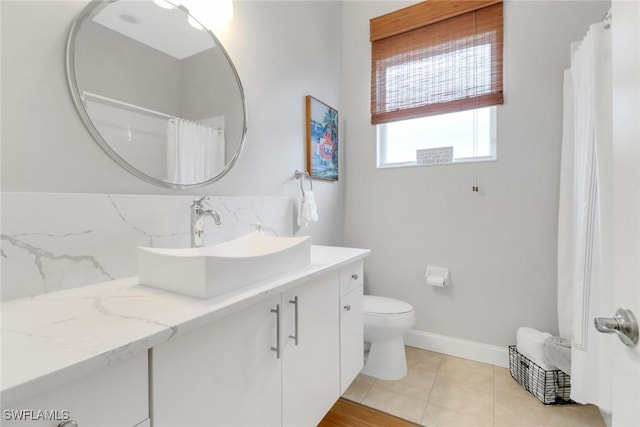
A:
[{"xmin": 370, "ymin": 0, "xmax": 504, "ymax": 125}]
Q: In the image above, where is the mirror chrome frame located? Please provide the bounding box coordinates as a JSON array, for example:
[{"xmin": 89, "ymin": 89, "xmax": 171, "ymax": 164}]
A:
[{"xmin": 65, "ymin": 0, "xmax": 247, "ymax": 190}]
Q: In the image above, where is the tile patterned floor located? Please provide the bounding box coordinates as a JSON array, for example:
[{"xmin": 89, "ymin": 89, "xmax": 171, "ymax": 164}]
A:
[{"xmin": 342, "ymin": 346, "xmax": 607, "ymax": 427}]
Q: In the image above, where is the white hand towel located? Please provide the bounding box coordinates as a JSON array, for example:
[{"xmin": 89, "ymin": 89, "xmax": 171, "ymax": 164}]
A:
[{"xmin": 297, "ymin": 191, "xmax": 318, "ymax": 227}]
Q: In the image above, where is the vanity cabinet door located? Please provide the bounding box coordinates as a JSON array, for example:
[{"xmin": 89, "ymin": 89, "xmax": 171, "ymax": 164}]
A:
[
  {"xmin": 1, "ymin": 351, "xmax": 148, "ymax": 427},
  {"xmin": 340, "ymin": 283, "xmax": 364, "ymax": 394},
  {"xmin": 281, "ymin": 272, "xmax": 340, "ymax": 427},
  {"xmin": 152, "ymin": 294, "xmax": 282, "ymax": 427},
  {"xmin": 339, "ymin": 261, "xmax": 364, "ymax": 394}
]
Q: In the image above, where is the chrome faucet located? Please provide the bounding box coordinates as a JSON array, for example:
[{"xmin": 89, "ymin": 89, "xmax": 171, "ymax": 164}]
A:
[{"xmin": 190, "ymin": 196, "xmax": 222, "ymax": 248}]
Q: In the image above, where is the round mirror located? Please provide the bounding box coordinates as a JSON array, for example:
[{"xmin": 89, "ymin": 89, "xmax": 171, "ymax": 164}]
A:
[{"xmin": 66, "ymin": 0, "xmax": 247, "ymax": 189}]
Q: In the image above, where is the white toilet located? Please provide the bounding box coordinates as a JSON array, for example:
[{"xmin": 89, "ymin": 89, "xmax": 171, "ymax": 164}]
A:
[{"xmin": 361, "ymin": 295, "xmax": 416, "ymax": 380}]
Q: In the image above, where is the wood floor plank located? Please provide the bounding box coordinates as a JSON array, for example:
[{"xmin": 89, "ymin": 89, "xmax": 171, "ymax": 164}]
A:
[{"xmin": 318, "ymin": 398, "xmax": 420, "ymax": 427}]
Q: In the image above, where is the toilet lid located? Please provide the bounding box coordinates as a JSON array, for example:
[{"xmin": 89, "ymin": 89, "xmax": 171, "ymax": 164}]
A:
[{"xmin": 363, "ymin": 295, "xmax": 413, "ymax": 315}]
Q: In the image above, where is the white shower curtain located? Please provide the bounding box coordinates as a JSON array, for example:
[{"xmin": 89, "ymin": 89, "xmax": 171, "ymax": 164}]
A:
[
  {"xmin": 166, "ymin": 118, "xmax": 225, "ymax": 185},
  {"xmin": 557, "ymin": 19, "xmax": 612, "ymax": 410}
]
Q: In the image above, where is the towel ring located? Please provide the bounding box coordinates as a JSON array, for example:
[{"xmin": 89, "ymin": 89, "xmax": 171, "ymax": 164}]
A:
[{"xmin": 294, "ymin": 169, "xmax": 313, "ymax": 199}]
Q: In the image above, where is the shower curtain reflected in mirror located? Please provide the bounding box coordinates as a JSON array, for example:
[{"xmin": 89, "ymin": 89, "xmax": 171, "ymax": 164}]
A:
[{"xmin": 166, "ymin": 118, "xmax": 225, "ymax": 185}]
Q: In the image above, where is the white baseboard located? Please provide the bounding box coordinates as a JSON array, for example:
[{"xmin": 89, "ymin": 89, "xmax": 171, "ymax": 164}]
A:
[{"xmin": 404, "ymin": 329, "xmax": 509, "ymax": 368}]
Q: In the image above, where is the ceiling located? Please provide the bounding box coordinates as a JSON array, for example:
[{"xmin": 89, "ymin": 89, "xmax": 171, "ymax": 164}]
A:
[{"xmin": 92, "ymin": 0, "xmax": 214, "ymax": 60}]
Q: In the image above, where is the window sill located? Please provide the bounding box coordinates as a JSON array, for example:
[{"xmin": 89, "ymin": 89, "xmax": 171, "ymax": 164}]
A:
[{"xmin": 377, "ymin": 156, "xmax": 497, "ymax": 169}]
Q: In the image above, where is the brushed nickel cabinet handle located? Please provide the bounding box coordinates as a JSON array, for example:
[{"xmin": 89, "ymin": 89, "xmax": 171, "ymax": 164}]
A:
[
  {"xmin": 289, "ymin": 296, "xmax": 299, "ymax": 346},
  {"xmin": 270, "ymin": 304, "xmax": 281, "ymax": 358}
]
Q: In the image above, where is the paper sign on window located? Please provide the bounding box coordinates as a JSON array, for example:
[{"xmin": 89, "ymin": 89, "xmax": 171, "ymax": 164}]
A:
[{"xmin": 416, "ymin": 146, "xmax": 454, "ymax": 165}]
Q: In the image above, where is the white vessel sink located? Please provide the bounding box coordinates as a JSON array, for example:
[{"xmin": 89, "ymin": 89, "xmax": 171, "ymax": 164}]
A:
[{"xmin": 137, "ymin": 232, "xmax": 311, "ymax": 299}]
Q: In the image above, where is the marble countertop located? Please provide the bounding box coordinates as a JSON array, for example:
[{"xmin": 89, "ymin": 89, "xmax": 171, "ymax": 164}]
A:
[{"xmin": 1, "ymin": 245, "xmax": 370, "ymax": 407}]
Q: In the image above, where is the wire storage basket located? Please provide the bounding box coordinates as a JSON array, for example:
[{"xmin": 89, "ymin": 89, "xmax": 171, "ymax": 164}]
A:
[{"xmin": 508, "ymin": 345, "xmax": 573, "ymax": 405}]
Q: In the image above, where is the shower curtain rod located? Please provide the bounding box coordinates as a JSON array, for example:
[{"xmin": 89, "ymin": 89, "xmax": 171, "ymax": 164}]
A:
[
  {"xmin": 81, "ymin": 91, "xmax": 174, "ymax": 119},
  {"xmin": 81, "ymin": 91, "xmax": 222, "ymax": 130}
]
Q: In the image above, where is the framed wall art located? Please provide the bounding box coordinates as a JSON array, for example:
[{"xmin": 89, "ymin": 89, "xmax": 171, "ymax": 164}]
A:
[{"xmin": 306, "ymin": 95, "xmax": 338, "ymax": 181}]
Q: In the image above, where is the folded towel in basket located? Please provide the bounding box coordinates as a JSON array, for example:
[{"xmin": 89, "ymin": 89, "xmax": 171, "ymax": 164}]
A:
[
  {"xmin": 544, "ymin": 336, "xmax": 571, "ymax": 375},
  {"xmin": 517, "ymin": 327, "xmax": 555, "ymax": 370}
]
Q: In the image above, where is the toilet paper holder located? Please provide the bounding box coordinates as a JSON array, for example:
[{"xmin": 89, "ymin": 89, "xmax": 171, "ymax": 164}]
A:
[{"xmin": 425, "ymin": 266, "xmax": 449, "ymax": 287}]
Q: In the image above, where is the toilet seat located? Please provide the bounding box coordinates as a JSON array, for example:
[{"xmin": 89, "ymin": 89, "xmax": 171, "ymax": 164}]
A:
[{"xmin": 363, "ymin": 295, "xmax": 413, "ymax": 316}]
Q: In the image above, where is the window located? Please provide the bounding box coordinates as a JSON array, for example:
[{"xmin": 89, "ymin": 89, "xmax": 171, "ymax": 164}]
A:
[
  {"xmin": 370, "ymin": 0, "xmax": 503, "ymax": 167},
  {"xmin": 378, "ymin": 107, "xmax": 496, "ymax": 167}
]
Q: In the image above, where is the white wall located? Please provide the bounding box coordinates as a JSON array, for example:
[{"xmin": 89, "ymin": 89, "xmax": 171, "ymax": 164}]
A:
[
  {"xmin": 2, "ymin": 0, "xmax": 614, "ymax": 350},
  {"xmin": 343, "ymin": 1, "xmax": 610, "ymax": 348},
  {"xmin": 0, "ymin": 1, "xmax": 344, "ymax": 246}
]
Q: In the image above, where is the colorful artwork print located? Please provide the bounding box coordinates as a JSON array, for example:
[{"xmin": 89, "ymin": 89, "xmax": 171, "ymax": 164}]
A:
[{"xmin": 306, "ymin": 96, "xmax": 338, "ymax": 180}]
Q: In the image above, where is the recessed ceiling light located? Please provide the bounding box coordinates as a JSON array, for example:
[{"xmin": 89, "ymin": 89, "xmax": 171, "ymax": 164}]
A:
[
  {"xmin": 153, "ymin": 0, "xmax": 176, "ymax": 10},
  {"xmin": 118, "ymin": 12, "xmax": 140, "ymax": 24}
]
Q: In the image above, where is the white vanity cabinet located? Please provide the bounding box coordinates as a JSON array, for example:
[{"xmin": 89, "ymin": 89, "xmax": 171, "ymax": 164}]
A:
[
  {"xmin": 152, "ymin": 294, "xmax": 283, "ymax": 427},
  {"xmin": 1, "ymin": 248, "xmax": 369, "ymax": 427},
  {"xmin": 339, "ymin": 261, "xmax": 364, "ymax": 393},
  {"xmin": 1, "ymin": 352, "xmax": 149, "ymax": 427},
  {"xmin": 151, "ymin": 263, "xmax": 361, "ymax": 427}
]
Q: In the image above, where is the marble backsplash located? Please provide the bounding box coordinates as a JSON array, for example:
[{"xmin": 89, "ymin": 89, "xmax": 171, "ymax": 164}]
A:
[{"xmin": 1, "ymin": 193, "xmax": 294, "ymax": 302}]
